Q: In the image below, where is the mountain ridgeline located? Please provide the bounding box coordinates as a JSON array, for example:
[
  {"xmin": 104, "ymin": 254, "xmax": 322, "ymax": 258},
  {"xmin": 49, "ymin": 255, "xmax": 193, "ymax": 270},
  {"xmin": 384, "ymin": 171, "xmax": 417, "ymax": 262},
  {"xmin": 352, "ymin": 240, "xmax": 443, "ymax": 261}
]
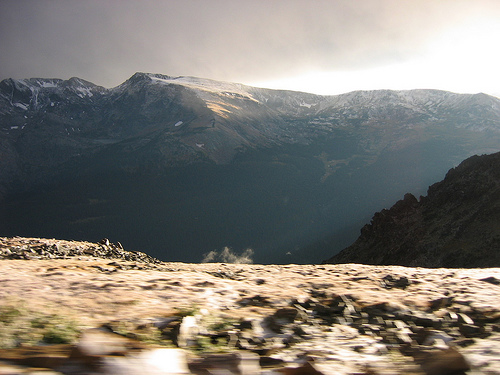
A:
[
  {"xmin": 1, "ymin": 72, "xmax": 500, "ymax": 263},
  {"xmin": 323, "ymin": 151, "xmax": 500, "ymax": 267}
]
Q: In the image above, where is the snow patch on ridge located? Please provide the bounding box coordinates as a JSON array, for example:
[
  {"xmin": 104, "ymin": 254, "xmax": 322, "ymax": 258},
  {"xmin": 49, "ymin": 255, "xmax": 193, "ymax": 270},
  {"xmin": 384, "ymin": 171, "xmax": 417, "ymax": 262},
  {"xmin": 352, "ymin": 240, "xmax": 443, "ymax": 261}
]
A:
[
  {"xmin": 76, "ymin": 87, "xmax": 94, "ymax": 98},
  {"xmin": 149, "ymin": 75, "xmax": 259, "ymax": 103},
  {"xmin": 39, "ymin": 81, "xmax": 58, "ymax": 88},
  {"xmin": 13, "ymin": 103, "xmax": 28, "ymax": 110}
]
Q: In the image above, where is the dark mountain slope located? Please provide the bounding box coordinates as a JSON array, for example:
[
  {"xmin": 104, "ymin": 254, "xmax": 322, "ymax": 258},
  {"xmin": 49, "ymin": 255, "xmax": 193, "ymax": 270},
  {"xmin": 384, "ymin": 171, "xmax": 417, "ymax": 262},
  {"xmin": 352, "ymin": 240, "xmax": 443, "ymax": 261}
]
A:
[{"xmin": 323, "ymin": 151, "xmax": 500, "ymax": 267}]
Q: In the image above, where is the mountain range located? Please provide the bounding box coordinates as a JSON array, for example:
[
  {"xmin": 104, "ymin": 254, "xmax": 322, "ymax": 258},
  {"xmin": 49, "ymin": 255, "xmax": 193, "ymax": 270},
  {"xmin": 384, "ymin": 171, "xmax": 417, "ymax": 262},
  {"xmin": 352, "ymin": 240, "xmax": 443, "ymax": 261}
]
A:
[{"xmin": 1, "ymin": 72, "xmax": 499, "ymax": 263}]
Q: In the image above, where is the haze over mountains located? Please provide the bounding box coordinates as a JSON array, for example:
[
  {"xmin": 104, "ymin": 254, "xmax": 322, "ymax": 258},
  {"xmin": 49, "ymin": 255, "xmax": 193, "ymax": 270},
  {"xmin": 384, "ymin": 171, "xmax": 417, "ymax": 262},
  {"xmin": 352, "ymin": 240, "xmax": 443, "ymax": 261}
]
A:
[{"xmin": 1, "ymin": 72, "xmax": 500, "ymax": 263}]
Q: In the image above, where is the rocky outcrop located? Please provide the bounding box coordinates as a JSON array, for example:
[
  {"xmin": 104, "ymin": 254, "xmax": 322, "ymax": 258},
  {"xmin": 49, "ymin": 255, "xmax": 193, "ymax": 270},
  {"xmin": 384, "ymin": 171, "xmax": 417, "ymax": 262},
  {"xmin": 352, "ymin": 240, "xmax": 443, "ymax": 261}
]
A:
[
  {"xmin": 323, "ymin": 151, "xmax": 500, "ymax": 267},
  {"xmin": 1, "ymin": 243, "xmax": 500, "ymax": 374},
  {"xmin": 0, "ymin": 237, "xmax": 162, "ymax": 264}
]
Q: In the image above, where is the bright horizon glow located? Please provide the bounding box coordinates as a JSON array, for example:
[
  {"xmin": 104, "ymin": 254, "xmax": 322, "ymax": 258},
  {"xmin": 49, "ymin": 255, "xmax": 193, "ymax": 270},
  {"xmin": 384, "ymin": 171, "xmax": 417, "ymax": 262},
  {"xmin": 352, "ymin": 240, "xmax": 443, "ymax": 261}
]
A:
[{"xmin": 251, "ymin": 18, "xmax": 500, "ymax": 98}]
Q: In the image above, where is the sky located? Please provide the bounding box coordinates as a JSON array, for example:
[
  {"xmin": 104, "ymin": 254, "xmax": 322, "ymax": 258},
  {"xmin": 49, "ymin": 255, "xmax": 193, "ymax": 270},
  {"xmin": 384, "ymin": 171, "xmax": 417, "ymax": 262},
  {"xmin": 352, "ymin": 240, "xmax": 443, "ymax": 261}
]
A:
[{"xmin": 1, "ymin": 0, "xmax": 500, "ymax": 97}]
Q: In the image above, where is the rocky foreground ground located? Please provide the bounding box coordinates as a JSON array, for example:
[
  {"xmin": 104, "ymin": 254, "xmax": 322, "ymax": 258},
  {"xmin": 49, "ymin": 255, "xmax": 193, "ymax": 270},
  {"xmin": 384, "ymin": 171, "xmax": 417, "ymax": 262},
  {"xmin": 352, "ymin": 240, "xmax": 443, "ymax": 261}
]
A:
[{"xmin": 1, "ymin": 237, "xmax": 500, "ymax": 374}]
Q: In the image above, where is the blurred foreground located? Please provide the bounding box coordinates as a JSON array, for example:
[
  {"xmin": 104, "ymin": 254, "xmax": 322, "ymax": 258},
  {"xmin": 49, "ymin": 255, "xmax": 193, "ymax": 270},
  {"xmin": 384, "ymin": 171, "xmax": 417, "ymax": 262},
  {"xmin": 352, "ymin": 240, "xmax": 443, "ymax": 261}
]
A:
[{"xmin": 0, "ymin": 237, "xmax": 500, "ymax": 374}]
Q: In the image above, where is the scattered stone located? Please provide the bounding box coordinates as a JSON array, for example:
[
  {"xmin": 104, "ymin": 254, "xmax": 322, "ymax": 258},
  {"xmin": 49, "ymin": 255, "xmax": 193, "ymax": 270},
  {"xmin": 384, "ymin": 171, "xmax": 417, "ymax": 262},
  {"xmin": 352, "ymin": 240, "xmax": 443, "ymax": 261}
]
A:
[
  {"xmin": 381, "ymin": 275, "xmax": 411, "ymax": 289},
  {"xmin": 429, "ymin": 297, "xmax": 453, "ymax": 311},
  {"xmin": 205, "ymin": 270, "xmax": 239, "ymax": 280},
  {"xmin": 0, "ymin": 237, "xmax": 162, "ymax": 264},
  {"xmin": 458, "ymin": 324, "xmax": 483, "ymax": 338},
  {"xmin": 479, "ymin": 276, "xmax": 500, "ymax": 285},
  {"xmin": 260, "ymin": 356, "xmax": 285, "ymax": 368},
  {"xmin": 100, "ymin": 238, "xmax": 110, "ymax": 246},
  {"xmin": 238, "ymin": 295, "xmax": 272, "ymax": 307},
  {"xmin": 421, "ymin": 330, "xmax": 454, "ymax": 348}
]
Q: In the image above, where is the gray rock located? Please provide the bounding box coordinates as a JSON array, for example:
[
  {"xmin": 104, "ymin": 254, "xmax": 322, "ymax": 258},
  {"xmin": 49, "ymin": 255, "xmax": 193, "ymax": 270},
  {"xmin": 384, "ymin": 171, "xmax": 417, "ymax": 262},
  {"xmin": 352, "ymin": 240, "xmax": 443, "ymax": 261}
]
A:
[
  {"xmin": 381, "ymin": 275, "xmax": 411, "ymax": 289},
  {"xmin": 479, "ymin": 276, "xmax": 500, "ymax": 285},
  {"xmin": 415, "ymin": 347, "xmax": 470, "ymax": 375}
]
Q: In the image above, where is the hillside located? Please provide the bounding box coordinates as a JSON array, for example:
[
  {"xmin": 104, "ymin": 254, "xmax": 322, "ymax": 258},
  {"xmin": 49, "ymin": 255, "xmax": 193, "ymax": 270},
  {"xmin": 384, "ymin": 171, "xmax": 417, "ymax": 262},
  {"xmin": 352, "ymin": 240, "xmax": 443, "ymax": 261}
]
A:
[
  {"xmin": 1, "ymin": 237, "xmax": 500, "ymax": 374},
  {"xmin": 1, "ymin": 73, "xmax": 500, "ymax": 262},
  {"xmin": 323, "ymin": 151, "xmax": 500, "ymax": 267}
]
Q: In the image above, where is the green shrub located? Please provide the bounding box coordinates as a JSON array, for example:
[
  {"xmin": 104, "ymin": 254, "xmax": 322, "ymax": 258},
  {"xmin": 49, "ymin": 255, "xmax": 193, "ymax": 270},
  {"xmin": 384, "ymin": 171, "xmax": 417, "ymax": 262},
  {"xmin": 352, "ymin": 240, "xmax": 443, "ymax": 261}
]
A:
[{"xmin": 0, "ymin": 301, "xmax": 82, "ymax": 348}]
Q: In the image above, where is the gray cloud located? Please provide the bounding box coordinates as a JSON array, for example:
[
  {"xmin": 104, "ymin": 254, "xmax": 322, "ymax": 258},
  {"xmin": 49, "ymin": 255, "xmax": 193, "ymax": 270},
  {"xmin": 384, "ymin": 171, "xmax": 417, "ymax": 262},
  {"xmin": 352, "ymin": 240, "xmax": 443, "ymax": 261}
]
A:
[{"xmin": 1, "ymin": 0, "xmax": 499, "ymax": 91}]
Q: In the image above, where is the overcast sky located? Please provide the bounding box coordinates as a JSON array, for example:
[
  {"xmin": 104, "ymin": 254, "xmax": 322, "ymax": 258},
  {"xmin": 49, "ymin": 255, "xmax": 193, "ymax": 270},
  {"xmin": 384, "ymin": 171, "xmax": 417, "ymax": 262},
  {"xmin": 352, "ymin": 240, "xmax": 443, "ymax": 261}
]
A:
[{"xmin": 1, "ymin": 0, "xmax": 499, "ymax": 96}]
